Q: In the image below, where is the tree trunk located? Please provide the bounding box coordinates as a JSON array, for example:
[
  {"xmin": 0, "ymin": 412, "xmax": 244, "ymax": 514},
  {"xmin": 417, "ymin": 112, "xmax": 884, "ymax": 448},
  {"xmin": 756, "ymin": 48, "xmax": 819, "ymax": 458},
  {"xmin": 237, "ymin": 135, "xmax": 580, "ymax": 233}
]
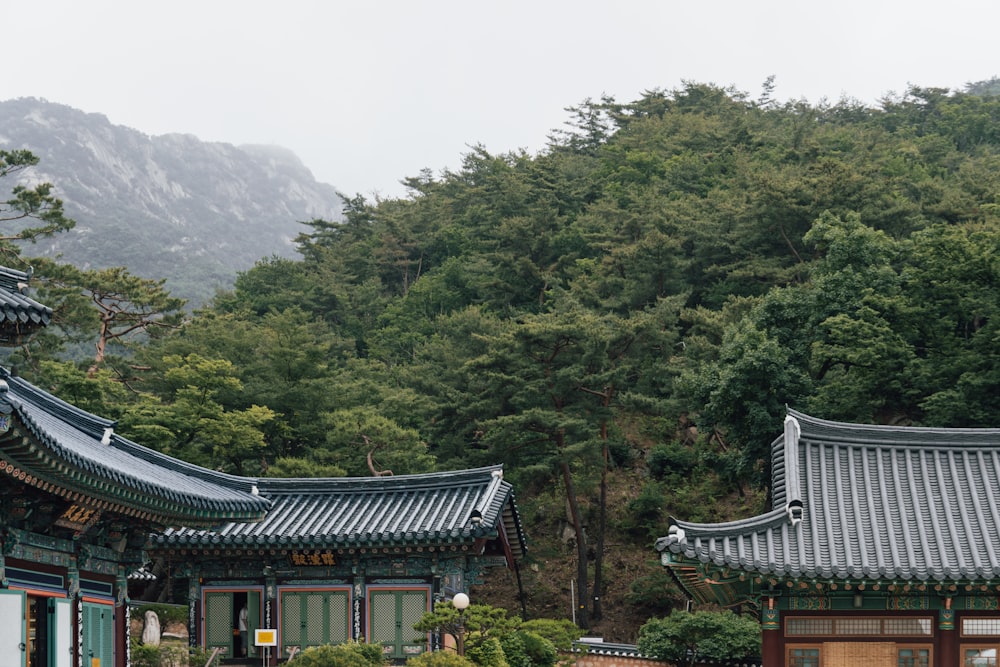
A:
[
  {"xmin": 560, "ymin": 453, "xmax": 589, "ymax": 629},
  {"xmin": 88, "ymin": 315, "xmax": 112, "ymax": 377},
  {"xmin": 588, "ymin": 387, "xmax": 613, "ymax": 623},
  {"xmin": 592, "ymin": 429, "xmax": 608, "ymax": 622}
]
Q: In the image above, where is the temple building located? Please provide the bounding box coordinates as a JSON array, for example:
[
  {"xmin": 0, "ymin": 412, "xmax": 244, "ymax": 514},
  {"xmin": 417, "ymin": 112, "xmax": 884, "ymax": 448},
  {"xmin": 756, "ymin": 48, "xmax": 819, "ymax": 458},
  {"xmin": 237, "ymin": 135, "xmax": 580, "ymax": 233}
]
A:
[
  {"xmin": 144, "ymin": 466, "xmax": 525, "ymax": 663},
  {"xmin": 0, "ymin": 365, "xmax": 271, "ymax": 667},
  {"xmin": 656, "ymin": 408, "xmax": 1000, "ymax": 667},
  {"xmin": 0, "ymin": 268, "xmax": 526, "ymax": 667}
]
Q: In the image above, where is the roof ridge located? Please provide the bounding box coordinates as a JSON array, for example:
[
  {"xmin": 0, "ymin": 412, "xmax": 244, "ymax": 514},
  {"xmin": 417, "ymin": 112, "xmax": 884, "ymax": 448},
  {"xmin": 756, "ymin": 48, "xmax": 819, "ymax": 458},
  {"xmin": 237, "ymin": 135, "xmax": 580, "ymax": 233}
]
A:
[
  {"xmin": 788, "ymin": 408, "xmax": 1000, "ymax": 446},
  {"xmin": 256, "ymin": 465, "xmax": 504, "ymax": 494},
  {"xmin": 0, "ymin": 265, "xmax": 32, "ymax": 291},
  {"xmin": 1, "ymin": 367, "xmax": 115, "ymax": 438}
]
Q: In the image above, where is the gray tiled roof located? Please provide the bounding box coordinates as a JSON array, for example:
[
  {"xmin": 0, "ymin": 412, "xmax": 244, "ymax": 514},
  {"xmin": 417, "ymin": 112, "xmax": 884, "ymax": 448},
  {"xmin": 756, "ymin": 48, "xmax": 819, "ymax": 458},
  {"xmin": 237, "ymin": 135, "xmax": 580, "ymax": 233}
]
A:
[
  {"xmin": 656, "ymin": 408, "xmax": 1000, "ymax": 583},
  {"xmin": 0, "ymin": 266, "xmax": 51, "ymax": 330},
  {"xmin": 152, "ymin": 465, "xmax": 526, "ymax": 557},
  {"xmin": 0, "ymin": 367, "xmax": 270, "ymax": 524}
]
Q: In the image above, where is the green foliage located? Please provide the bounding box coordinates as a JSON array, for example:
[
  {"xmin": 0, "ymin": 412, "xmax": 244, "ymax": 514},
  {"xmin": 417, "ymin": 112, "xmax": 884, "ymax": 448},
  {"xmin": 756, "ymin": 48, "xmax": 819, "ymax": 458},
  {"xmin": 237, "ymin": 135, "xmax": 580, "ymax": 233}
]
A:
[
  {"xmin": 128, "ymin": 641, "xmax": 161, "ymax": 667},
  {"xmin": 406, "ymin": 650, "xmax": 476, "ymax": 667},
  {"xmin": 118, "ymin": 354, "xmax": 276, "ymax": 474},
  {"xmin": 292, "ymin": 642, "xmax": 387, "ymax": 667},
  {"xmin": 621, "ymin": 481, "xmax": 669, "ymax": 539},
  {"xmin": 414, "ymin": 601, "xmax": 521, "ymax": 655},
  {"xmin": 0, "ymin": 149, "xmax": 75, "ymax": 245},
  {"xmin": 25, "ymin": 360, "xmax": 132, "ymax": 419},
  {"xmin": 318, "ymin": 406, "xmax": 436, "ymax": 476},
  {"xmin": 517, "ymin": 618, "xmax": 583, "ymax": 651},
  {"xmin": 129, "ymin": 638, "xmax": 216, "ymax": 667},
  {"xmin": 647, "ymin": 443, "xmax": 698, "ymax": 481},
  {"xmin": 34, "ymin": 261, "xmax": 187, "ymax": 373},
  {"xmin": 637, "ymin": 610, "xmax": 761, "ymax": 667},
  {"xmin": 499, "ymin": 631, "xmax": 558, "ymax": 667},
  {"xmin": 265, "ymin": 456, "xmax": 347, "ymax": 478},
  {"xmin": 466, "ymin": 637, "xmax": 509, "ymax": 667},
  {"xmin": 414, "ymin": 603, "xmax": 562, "ymax": 667},
  {"xmin": 624, "ymin": 567, "xmax": 683, "ymax": 614}
]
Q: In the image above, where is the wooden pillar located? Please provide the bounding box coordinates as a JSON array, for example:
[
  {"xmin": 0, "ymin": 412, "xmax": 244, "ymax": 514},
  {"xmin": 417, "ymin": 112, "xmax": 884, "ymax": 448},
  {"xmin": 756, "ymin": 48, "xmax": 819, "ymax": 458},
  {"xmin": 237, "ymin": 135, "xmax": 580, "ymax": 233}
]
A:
[
  {"xmin": 67, "ymin": 563, "xmax": 80, "ymax": 667},
  {"xmin": 115, "ymin": 569, "xmax": 128, "ymax": 667},
  {"xmin": 353, "ymin": 561, "xmax": 365, "ymax": 642},
  {"xmin": 938, "ymin": 605, "xmax": 957, "ymax": 667},
  {"xmin": 187, "ymin": 565, "xmax": 201, "ymax": 650},
  {"xmin": 265, "ymin": 576, "xmax": 278, "ymax": 667},
  {"xmin": 761, "ymin": 602, "xmax": 782, "ymax": 667}
]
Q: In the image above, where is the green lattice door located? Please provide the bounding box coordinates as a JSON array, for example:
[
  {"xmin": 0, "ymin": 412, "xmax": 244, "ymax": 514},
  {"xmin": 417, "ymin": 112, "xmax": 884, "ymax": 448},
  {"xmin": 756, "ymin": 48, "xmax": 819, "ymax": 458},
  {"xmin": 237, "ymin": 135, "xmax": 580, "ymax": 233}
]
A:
[
  {"xmin": 81, "ymin": 601, "xmax": 114, "ymax": 667},
  {"xmin": 203, "ymin": 591, "xmax": 261, "ymax": 657},
  {"xmin": 204, "ymin": 592, "xmax": 234, "ymax": 657},
  {"xmin": 280, "ymin": 589, "xmax": 350, "ymax": 658},
  {"xmin": 368, "ymin": 589, "xmax": 429, "ymax": 661}
]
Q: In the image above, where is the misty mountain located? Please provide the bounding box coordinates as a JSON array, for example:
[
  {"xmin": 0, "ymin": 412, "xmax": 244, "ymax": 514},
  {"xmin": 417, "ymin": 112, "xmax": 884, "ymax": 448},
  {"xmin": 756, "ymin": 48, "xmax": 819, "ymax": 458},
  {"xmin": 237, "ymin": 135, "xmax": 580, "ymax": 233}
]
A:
[{"xmin": 0, "ymin": 97, "xmax": 344, "ymax": 306}]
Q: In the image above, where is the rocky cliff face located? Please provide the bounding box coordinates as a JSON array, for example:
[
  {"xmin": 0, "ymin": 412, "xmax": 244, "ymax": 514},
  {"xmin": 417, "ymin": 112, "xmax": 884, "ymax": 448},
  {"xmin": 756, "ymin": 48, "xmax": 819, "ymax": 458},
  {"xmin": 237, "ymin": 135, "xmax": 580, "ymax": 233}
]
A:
[{"xmin": 0, "ymin": 98, "xmax": 344, "ymax": 305}]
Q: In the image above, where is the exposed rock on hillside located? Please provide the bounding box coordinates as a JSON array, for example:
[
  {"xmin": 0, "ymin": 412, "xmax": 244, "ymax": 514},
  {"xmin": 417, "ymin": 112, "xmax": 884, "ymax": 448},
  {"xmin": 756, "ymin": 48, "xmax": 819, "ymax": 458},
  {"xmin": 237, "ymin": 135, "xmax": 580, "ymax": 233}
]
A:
[{"xmin": 0, "ymin": 98, "xmax": 344, "ymax": 305}]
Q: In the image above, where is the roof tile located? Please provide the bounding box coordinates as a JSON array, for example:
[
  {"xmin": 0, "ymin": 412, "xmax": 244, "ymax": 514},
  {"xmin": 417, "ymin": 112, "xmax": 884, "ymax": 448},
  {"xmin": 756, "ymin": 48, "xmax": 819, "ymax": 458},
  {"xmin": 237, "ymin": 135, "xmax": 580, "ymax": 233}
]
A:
[
  {"xmin": 658, "ymin": 409, "xmax": 1000, "ymax": 583},
  {"xmin": 154, "ymin": 466, "xmax": 526, "ymax": 556}
]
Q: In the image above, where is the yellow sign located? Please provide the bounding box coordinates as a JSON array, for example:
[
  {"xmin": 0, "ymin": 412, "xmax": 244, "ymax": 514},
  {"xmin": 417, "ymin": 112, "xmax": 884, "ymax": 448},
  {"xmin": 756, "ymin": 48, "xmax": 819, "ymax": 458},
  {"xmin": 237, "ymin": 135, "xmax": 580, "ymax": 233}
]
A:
[
  {"xmin": 255, "ymin": 629, "xmax": 277, "ymax": 646},
  {"xmin": 56, "ymin": 504, "xmax": 101, "ymax": 532},
  {"xmin": 289, "ymin": 550, "xmax": 336, "ymax": 566}
]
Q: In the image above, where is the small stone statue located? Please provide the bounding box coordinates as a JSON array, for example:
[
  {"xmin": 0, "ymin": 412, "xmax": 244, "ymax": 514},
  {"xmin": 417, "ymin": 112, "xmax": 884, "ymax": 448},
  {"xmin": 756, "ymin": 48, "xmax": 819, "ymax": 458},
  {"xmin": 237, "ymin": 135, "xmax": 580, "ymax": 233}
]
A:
[{"xmin": 142, "ymin": 610, "xmax": 161, "ymax": 646}]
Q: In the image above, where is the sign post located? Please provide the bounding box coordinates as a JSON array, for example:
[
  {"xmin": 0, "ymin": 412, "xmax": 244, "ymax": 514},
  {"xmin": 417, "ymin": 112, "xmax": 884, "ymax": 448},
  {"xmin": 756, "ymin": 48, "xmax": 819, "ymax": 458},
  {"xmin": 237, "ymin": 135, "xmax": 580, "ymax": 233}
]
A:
[{"xmin": 254, "ymin": 628, "xmax": 277, "ymax": 667}]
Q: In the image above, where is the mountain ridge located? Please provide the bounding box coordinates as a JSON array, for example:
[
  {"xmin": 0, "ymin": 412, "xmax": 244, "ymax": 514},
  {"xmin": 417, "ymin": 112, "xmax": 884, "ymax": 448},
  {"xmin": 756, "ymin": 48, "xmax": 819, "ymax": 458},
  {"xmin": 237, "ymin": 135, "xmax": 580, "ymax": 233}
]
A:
[{"xmin": 0, "ymin": 97, "xmax": 344, "ymax": 306}]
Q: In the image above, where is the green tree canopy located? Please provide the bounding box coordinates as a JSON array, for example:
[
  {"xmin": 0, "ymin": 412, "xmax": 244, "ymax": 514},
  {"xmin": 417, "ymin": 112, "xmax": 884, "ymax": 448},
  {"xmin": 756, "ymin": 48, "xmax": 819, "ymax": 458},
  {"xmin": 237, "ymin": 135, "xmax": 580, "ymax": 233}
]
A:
[{"xmin": 637, "ymin": 610, "xmax": 761, "ymax": 667}]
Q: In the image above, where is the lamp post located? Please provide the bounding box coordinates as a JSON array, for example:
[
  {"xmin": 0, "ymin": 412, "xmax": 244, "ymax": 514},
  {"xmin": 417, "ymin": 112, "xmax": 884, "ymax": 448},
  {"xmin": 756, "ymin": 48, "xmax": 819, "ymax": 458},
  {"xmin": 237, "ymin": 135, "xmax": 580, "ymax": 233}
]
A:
[{"xmin": 453, "ymin": 592, "xmax": 470, "ymax": 656}]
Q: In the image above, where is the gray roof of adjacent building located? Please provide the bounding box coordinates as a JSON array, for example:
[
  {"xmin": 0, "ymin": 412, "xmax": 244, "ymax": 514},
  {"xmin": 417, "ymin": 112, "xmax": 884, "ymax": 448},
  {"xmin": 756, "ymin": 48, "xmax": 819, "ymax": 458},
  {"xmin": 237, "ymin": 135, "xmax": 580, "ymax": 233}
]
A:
[
  {"xmin": 152, "ymin": 465, "xmax": 526, "ymax": 558},
  {"xmin": 656, "ymin": 408, "xmax": 1000, "ymax": 583}
]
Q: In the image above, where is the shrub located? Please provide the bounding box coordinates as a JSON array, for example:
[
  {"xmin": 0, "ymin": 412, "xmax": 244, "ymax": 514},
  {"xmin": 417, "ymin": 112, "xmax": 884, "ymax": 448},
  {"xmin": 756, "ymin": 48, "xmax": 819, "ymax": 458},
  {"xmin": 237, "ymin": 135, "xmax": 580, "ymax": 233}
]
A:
[
  {"xmin": 648, "ymin": 442, "xmax": 697, "ymax": 480},
  {"xmin": 622, "ymin": 480, "xmax": 669, "ymax": 538},
  {"xmin": 129, "ymin": 641, "xmax": 160, "ymax": 667},
  {"xmin": 499, "ymin": 632, "xmax": 529, "ymax": 667},
  {"xmin": 406, "ymin": 650, "xmax": 476, "ymax": 667},
  {"xmin": 517, "ymin": 619, "xmax": 581, "ymax": 652},
  {"xmin": 466, "ymin": 637, "xmax": 508, "ymax": 667},
  {"xmin": 293, "ymin": 642, "xmax": 387, "ymax": 667},
  {"xmin": 501, "ymin": 631, "xmax": 557, "ymax": 667},
  {"xmin": 129, "ymin": 640, "xmax": 219, "ymax": 667},
  {"xmin": 637, "ymin": 610, "xmax": 760, "ymax": 667}
]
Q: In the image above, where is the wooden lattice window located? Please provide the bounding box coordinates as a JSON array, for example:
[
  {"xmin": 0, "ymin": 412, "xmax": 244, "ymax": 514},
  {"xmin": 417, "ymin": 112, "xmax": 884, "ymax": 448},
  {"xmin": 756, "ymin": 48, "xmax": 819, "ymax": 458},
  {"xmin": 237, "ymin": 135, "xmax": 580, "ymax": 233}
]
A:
[
  {"xmin": 964, "ymin": 620, "xmax": 1000, "ymax": 636},
  {"xmin": 786, "ymin": 616, "xmax": 933, "ymax": 637},
  {"xmin": 897, "ymin": 645, "xmax": 931, "ymax": 667},
  {"xmin": 788, "ymin": 645, "xmax": 821, "ymax": 667}
]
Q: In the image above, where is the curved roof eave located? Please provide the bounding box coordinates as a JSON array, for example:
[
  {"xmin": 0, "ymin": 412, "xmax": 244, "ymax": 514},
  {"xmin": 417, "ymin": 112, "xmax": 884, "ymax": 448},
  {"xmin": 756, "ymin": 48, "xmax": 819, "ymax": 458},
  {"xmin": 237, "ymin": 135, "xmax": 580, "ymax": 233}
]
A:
[
  {"xmin": 657, "ymin": 408, "xmax": 1000, "ymax": 585},
  {"xmin": 0, "ymin": 368, "xmax": 269, "ymax": 524}
]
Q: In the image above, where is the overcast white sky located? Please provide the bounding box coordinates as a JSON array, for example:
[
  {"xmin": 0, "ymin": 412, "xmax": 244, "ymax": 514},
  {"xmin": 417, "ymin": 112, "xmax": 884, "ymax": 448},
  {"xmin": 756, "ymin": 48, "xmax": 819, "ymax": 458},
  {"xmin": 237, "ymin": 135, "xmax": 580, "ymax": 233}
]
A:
[{"xmin": 4, "ymin": 1, "xmax": 998, "ymax": 200}]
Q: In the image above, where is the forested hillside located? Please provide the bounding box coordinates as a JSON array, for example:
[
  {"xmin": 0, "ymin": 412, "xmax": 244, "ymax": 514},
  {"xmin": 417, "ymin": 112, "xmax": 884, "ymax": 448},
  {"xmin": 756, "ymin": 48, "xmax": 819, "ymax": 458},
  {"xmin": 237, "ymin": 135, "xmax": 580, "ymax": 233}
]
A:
[{"xmin": 5, "ymin": 79, "xmax": 1000, "ymax": 640}]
